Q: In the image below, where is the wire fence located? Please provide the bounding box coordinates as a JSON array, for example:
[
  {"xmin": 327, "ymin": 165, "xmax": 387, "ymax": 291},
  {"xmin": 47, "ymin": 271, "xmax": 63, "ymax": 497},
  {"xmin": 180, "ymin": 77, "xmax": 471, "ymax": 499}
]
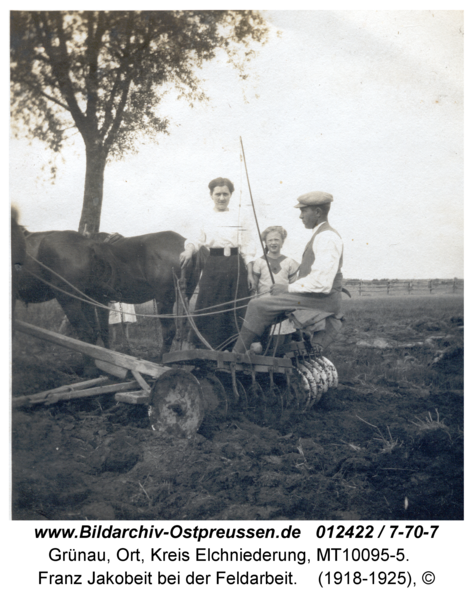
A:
[
  {"xmin": 344, "ymin": 278, "xmax": 464, "ymax": 297},
  {"xmin": 14, "ymin": 278, "xmax": 463, "ymax": 337}
]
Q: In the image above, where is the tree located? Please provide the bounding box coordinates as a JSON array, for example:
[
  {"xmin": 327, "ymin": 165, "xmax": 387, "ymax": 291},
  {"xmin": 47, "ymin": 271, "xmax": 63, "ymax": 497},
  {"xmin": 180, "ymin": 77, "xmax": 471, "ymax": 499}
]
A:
[{"xmin": 10, "ymin": 10, "xmax": 269, "ymax": 233}]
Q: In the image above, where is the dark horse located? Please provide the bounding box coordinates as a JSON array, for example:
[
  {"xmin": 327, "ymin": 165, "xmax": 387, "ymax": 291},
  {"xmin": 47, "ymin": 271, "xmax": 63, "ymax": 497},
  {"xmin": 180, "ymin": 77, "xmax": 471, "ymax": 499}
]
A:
[
  {"xmin": 16, "ymin": 230, "xmax": 205, "ymax": 355},
  {"xmin": 88, "ymin": 231, "xmax": 207, "ymax": 352},
  {"xmin": 17, "ymin": 230, "xmax": 111, "ymax": 347}
]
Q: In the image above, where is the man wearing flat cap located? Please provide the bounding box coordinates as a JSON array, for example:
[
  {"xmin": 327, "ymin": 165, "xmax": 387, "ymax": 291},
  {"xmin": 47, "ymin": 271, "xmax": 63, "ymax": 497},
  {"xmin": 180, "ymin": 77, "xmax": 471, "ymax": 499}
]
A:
[{"xmin": 233, "ymin": 191, "xmax": 343, "ymax": 353}]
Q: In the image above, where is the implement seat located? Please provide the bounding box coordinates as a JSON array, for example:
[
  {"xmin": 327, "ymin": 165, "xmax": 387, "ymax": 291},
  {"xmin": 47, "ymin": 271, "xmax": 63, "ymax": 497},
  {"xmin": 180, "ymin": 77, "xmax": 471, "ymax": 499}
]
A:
[{"xmin": 286, "ymin": 308, "xmax": 344, "ymax": 350}]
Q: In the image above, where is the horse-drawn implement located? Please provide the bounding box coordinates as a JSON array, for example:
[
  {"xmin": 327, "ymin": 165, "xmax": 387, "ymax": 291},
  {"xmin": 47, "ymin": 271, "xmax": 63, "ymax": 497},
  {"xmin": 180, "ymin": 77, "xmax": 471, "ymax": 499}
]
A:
[{"xmin": 14, "ymin": 316, "xmax": 338, "ymax": 437}]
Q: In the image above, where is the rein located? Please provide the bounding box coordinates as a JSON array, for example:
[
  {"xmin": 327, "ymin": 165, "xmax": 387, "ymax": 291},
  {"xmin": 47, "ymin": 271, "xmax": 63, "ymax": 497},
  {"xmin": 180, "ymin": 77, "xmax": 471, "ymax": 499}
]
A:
[{"xmin": 20, "ymin": 255, "xmax": 262, "ymax": 321}]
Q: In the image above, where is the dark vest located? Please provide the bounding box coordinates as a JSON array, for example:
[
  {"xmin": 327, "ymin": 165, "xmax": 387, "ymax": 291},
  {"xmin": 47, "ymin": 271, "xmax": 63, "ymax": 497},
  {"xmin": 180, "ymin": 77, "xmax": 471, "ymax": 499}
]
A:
[{"xmin": 297, "ymin": 221, "xmax": 343, "ymax": 291}]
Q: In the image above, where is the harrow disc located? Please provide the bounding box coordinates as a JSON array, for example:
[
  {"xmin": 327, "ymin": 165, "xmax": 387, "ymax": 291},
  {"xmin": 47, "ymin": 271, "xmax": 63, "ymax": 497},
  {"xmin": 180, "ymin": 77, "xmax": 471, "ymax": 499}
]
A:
[
  {"xmin": 306, "ymin": 359, "xmax": 331, "ymax": 407},
  {"xmin": 246, "ymin": 380, "xmax": 266, "ymax": 411},
  {"xmin": 318, "ymin": 362, "xmax": 330, "ymax": 394},
  {"xmin": 308, "ymin": 358, "xmax": 329, "ymax": 395},
  {"xmin": 214, "ymin": 371, "xmax": 248, "ymax": 410},
  {"xmin": 243, "ymin": 378, "xmax": 267, "ymax": 422},
  {"xmin": 264, "ymin": 384, "xmax": 284, "ymax": 416},
  {"xmin": 297, "ymin": 362, "xmax": 317, "ymax": 409},
  {"xmin": 315, "ymin": 357, "xmax": 334, "ymax": 388},
  {"xmin": 254, "ymin": 380, "xmax": 284, "ymax": 424},
  {"xmin": 301, "ymin": 360, "xmax": 323, "ymax": 408},
  {"xmin": 148, "ymin": 369, "xmax": 204, "ymax": 438},
  {"xmin": 293, "ymin": 367, "xmax": 312, "ymax": 409},
  {"xmin": 320, "ymin": 357, "xmax": 338, "ymax": 388},
  {"xmin": 197, "ymin": 373, "xmax": 229, "ymax": 421}
]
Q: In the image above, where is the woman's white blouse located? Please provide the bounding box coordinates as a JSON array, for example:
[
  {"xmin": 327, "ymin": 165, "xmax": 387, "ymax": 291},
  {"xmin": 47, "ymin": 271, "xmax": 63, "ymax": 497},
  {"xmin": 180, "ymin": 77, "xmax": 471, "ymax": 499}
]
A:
[{"xmin": 185, "ymin": 206, "xmax": 257, "ymax": 265}]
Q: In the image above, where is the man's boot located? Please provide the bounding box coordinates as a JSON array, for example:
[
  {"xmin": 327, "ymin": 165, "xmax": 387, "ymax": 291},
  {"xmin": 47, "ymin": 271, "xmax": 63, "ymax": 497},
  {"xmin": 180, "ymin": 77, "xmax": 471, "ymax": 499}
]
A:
[{"xmin": 233, "ymin": 326, "xmax": 258, "ymax": 354}]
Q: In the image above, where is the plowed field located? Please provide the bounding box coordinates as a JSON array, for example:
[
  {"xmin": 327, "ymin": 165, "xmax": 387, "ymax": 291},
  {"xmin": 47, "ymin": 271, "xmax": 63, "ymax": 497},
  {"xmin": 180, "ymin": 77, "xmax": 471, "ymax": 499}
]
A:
[{"xmin": 11, "ymin": 295, "xmax": 463, "ymax": 520}]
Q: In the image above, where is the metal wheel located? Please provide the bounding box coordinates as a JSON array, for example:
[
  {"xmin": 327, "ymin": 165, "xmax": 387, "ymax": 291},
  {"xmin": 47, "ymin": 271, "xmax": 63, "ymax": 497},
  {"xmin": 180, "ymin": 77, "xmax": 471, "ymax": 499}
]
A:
[{"xmin": 148, "ymin": 369, "xmax": 204, "ymax": 438}]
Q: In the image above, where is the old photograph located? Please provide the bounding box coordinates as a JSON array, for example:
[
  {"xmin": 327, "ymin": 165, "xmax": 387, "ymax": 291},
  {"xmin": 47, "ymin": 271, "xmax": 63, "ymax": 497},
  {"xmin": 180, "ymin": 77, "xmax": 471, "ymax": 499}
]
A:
[{"xmin": 10, "ymin": 10, "xmax": 463, "ymax": 522}]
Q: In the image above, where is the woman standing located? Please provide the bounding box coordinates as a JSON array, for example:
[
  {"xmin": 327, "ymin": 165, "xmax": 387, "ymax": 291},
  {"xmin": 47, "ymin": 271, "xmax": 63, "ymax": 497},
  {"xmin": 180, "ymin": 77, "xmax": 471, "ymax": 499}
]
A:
[{"xmin": 180, "ymin": 177, "xmax": 256, "ymax": 350}]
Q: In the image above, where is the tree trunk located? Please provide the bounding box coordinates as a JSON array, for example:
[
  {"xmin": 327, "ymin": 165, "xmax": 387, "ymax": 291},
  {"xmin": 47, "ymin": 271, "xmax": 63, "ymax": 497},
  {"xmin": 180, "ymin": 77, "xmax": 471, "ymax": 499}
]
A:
[{"xmin": 78, "ymin": 143, "xmax": 107, "ymax": 235}]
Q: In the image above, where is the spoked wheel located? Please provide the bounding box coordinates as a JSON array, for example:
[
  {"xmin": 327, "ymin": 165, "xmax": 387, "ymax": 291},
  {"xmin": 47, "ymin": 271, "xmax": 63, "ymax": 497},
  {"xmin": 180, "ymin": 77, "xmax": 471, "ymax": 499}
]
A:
[{"xmin": 148, "ymin": 369, "xmax": 204, "ymax": 438}]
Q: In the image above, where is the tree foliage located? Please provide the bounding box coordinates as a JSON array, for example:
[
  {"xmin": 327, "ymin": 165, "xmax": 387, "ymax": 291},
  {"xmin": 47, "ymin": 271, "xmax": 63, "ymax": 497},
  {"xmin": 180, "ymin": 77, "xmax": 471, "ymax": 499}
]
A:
[{"xmin": 10, "ymin": 11, "xmax": 269, "ymax": 232}]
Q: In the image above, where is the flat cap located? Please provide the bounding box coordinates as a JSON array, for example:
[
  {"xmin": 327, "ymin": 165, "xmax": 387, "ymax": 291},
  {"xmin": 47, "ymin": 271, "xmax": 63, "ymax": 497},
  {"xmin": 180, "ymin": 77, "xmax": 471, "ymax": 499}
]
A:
[{"xmin": 294, "ymin": 191, "xmax": 333, "ymax": 208}]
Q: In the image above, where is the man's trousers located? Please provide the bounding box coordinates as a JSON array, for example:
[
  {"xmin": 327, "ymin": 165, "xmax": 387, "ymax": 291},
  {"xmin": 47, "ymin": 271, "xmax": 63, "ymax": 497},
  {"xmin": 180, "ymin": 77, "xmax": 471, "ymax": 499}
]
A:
[{"xmin": 241, "ymin": 290, "xmax": 343, "ymax": 336}]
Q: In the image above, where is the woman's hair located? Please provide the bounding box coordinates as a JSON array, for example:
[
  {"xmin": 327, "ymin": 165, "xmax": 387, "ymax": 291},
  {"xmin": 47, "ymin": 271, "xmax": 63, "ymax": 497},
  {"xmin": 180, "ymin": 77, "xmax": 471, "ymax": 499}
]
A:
[
  {"xmin": 208, "ymin": 177, "xmax": 235, "ymax": 194},
  {"xmin": 261, "ymin": 226, "xmax": 287, "ymax": 244}
]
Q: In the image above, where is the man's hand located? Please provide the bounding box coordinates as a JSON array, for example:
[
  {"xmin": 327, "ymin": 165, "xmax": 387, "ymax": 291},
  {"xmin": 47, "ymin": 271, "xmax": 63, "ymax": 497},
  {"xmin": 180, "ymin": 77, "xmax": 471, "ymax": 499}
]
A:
[
  {"xmin": 179, "ymin": 249, "xmax": 194, "ymax": 269},
  {"xmin": 270, "ymin": 283, "xmax": 288, "ymax": 295}
]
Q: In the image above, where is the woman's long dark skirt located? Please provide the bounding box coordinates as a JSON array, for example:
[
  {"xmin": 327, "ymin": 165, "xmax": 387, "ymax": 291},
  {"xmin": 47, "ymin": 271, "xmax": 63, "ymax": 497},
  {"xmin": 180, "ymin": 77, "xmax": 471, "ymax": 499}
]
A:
[{"xmin": 193, "ymin": 254, "xmax": 249, "ymax": 350}]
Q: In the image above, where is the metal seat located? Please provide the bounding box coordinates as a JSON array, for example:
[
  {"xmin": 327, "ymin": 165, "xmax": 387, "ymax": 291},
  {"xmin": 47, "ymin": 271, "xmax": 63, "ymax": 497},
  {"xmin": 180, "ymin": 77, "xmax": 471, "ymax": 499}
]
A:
[{"xmin": 287, "ymin": 309, "xmax": 344, "ymax": 350}]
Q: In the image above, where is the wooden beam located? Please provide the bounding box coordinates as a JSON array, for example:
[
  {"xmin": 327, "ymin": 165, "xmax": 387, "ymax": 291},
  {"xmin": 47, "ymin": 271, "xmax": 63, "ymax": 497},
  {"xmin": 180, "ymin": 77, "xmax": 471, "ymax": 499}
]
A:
[
  {"xmin": 115, "ymin": 389, "xmax": 151, "ymax": 405},
  {"xmin": 95, "ymin": 359, "xmax": 129, "ymax": 379},
  {"xmin": 32, "ymin": 381, "xmax": 140, "ymax": 406},
  {"xmin": 13, "ymin": 376, "xmax": 111, "ymax": 407},
  {"xmin": 15, "ymin": 320, "xmax": 170, "ymax": 378},
  {"xmin": 132, "ymin": 370, "xmax": 151, "ymax": 393}
]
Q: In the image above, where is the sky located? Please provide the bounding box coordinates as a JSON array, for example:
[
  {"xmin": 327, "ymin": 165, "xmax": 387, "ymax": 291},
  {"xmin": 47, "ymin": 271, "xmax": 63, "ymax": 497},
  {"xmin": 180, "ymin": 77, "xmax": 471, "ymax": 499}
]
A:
[{"xmin": 9, "ymin": 9, "xmax": 464, "ymax": 279}]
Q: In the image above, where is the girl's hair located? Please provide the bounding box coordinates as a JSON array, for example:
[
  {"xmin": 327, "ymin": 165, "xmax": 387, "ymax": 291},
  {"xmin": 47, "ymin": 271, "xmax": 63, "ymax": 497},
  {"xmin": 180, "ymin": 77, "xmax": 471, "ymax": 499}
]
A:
[
  {"xmin": 261, "ymin": 226, "xmax": 287, "ymax": 243},
  {"xmin": 208, "ymin": 177, "xmax": 235, "ymax": 194}
]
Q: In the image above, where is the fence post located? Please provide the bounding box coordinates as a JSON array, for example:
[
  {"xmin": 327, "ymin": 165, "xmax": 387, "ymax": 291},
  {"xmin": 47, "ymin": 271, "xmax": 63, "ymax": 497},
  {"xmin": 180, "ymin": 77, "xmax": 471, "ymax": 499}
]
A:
[
  {"xmin": 358, "ymin": 281, "xmax": 362, "ymax": 296},
  {"xmin": 453, "ymin": 278, "xmax": 457, "ymax": 294},
  {"xmin": 387, "ymin": 281, "xmax": 390, "ymax": 295},
  {"xmin": 429, "ymin": 280, "xmax": 433, "ymax": 294},
  {"xmin": 407, "ymin": 281, "xmax": 412, "ymax": 295}
]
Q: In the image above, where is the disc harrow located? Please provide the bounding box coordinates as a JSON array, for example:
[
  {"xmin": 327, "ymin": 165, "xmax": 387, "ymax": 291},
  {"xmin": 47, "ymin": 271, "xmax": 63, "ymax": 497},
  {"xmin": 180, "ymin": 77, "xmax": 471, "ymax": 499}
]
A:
[
  {"xmin": 14, "ymin": 320, "xmax": 339, "ymax": 439},
  {"xmin": 162, "ymin": 337, "xmax": 338, "ymax": 421}
]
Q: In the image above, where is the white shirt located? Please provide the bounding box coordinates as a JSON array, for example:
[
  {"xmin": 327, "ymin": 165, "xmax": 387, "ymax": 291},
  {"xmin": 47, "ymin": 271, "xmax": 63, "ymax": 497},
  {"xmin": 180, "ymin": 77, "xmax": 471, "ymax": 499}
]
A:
[
  {"xmin": 288, "ymin": 222, "xmax": 343, "ymax": 294},
  {"xmin": 185, "ymin": 206, "xmax": 257, "ymax": 266}
]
